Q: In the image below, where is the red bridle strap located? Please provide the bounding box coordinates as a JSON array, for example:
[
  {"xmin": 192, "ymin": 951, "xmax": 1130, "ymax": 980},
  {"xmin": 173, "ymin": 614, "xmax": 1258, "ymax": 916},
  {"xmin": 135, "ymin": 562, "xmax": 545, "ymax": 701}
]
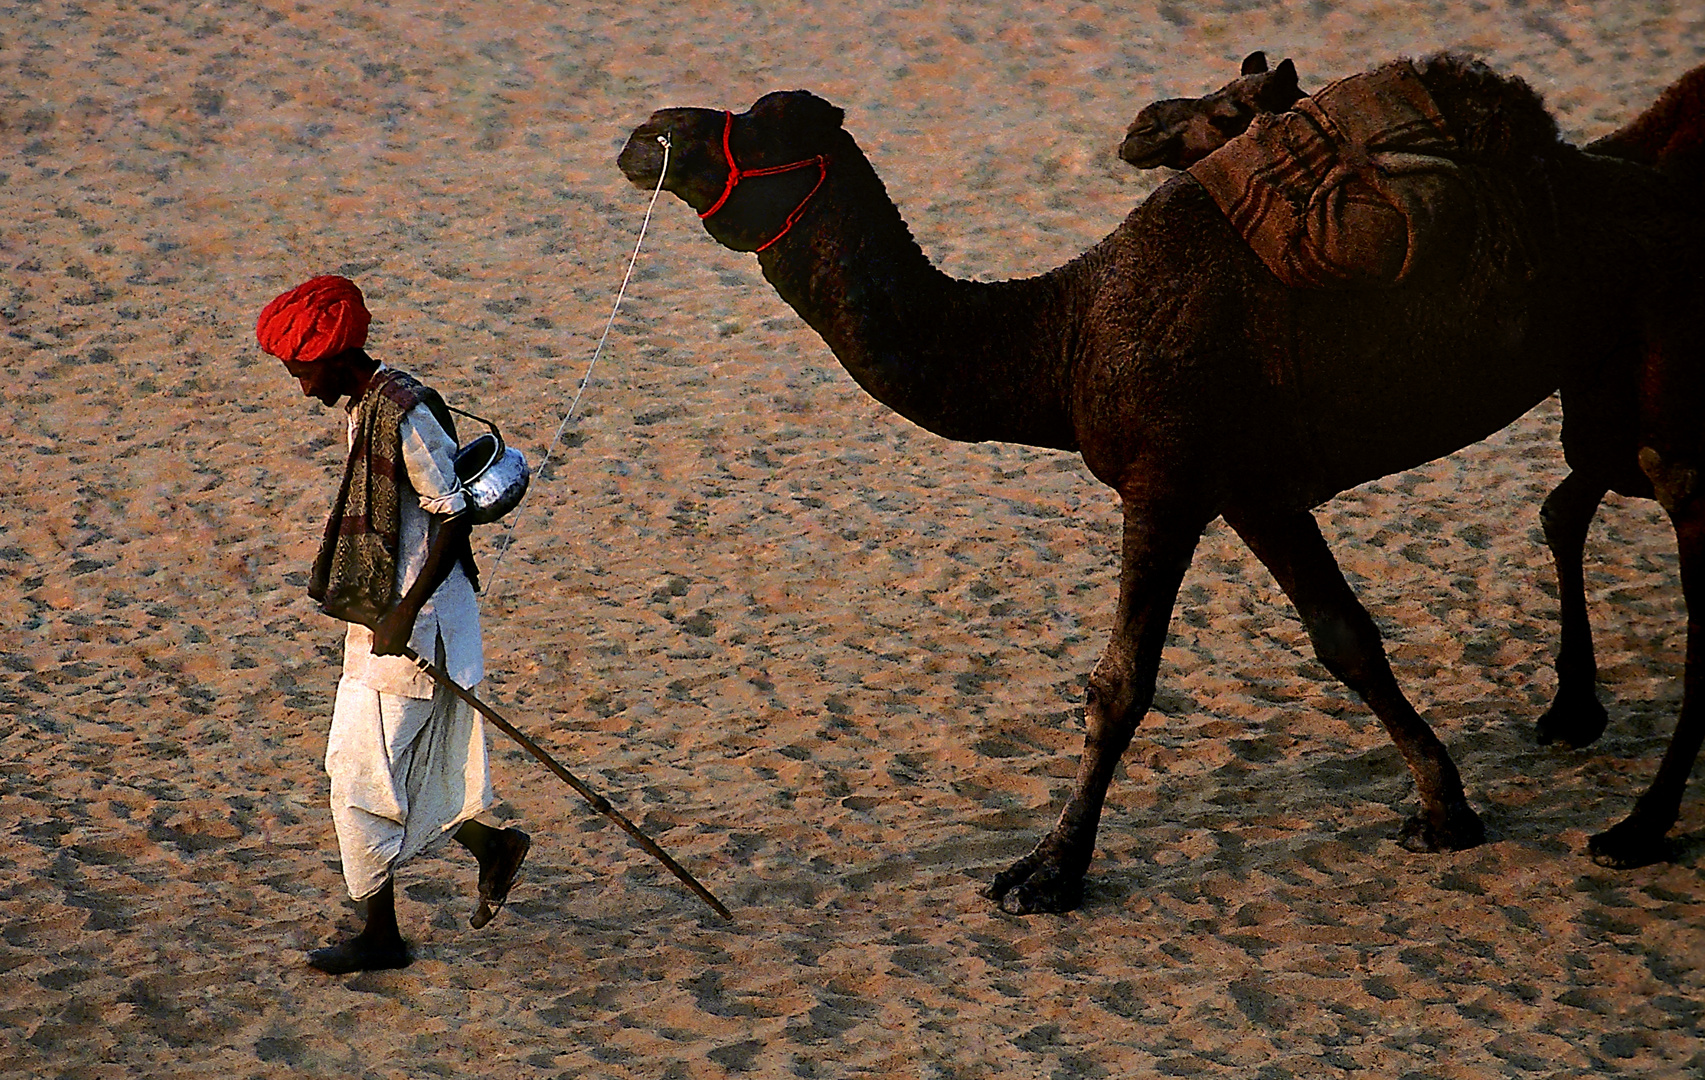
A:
[{"xmin": 698, "ymin": 110, "xmax": 829, "ymax": 252}]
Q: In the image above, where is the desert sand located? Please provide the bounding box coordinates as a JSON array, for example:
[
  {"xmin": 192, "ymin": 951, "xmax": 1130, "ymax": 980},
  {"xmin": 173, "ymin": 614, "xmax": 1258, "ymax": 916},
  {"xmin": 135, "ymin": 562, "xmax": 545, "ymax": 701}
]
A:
[{"xmin": 2, "ymin": 1, "xmax": 1702, "ymax": 1076}]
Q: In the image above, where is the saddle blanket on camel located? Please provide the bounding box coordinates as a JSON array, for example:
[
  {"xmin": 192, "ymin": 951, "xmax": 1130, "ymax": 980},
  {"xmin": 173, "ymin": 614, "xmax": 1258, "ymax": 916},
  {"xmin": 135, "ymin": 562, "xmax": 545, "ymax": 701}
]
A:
[{"xmin": 1187, "ymin": 58, "xmax": 1533, "ymax": 290}]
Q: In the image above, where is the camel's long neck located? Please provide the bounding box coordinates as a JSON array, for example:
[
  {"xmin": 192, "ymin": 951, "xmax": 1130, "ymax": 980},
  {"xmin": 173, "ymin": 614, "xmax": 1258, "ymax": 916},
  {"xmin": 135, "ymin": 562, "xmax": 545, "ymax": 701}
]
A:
[{"xmin": 753, "ymin": 145, "xmax": 1094, "ymax": 450}]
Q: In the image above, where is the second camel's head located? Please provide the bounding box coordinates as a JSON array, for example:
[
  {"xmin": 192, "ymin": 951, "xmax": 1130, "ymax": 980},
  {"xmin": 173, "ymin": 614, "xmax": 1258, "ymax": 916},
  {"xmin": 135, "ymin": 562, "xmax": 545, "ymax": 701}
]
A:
[{"xmin": 1118, "ymin": 51, "xmax": 1302, "ymax": 170}]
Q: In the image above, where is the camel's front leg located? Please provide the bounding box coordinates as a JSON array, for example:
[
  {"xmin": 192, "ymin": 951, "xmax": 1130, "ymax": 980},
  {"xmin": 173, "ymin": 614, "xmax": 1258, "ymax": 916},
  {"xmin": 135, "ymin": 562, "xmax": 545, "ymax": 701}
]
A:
[{"xmin": 984, "ymin": 494, "xmax": 1204, "ymax": 915}]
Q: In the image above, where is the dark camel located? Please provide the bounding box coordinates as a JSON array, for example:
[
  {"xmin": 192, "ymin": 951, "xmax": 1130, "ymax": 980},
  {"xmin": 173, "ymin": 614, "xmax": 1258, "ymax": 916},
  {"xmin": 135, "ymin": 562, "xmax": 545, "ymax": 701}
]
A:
[
  {"xmin": 617, "ymin": 57, "xmax": 1704, "ymax": 915},
  {"xmin": 1118, "ymin": 58, "xmax": 1705, "ymax": 757},
  {"xmin": 1118, "ymin": 51, "xmax": 1303, "ymax": 169}
]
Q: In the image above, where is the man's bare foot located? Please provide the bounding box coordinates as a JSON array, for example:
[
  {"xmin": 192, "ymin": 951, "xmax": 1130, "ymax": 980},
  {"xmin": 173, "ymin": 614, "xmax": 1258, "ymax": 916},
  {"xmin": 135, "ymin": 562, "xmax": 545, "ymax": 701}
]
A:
[
  {"xmin": 471, "ymin": 828, "xmax": 529, "ymax": 929},
  {"xmin": 307, "ymin": 935, "xmax": 410, "ymax": 975}
]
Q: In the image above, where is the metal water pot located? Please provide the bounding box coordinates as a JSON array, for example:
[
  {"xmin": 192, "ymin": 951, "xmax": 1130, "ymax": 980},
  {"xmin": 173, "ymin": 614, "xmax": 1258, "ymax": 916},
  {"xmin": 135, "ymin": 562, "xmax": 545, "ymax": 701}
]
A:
[{"xmin": 450, "ymin": 406, "xmax": 531, "ymax": 525}]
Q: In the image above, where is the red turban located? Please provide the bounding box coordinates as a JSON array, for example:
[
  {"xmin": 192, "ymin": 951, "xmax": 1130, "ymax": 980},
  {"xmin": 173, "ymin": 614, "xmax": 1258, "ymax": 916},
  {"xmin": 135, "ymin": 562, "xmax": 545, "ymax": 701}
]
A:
[{"xmin": 255, "ymin": 275, "xmax": 371, "ymax": 363}]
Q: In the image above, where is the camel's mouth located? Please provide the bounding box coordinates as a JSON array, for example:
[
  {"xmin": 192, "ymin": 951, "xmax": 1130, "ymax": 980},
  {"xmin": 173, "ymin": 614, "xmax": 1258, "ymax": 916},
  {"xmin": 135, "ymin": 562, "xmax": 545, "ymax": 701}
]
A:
[
  {"xmin": 1117, "ymin": 132, "xmax": 1179, "ymax": 169},
  {"xmin": 618, "ymin": 126, "xmax": 668, "ymax": 189}
]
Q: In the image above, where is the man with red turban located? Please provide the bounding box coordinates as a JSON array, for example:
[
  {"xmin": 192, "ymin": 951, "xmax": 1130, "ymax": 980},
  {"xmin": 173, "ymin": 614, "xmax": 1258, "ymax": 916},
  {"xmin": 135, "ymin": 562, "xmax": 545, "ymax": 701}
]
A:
[{"xmin": 259, "ymin": 275, "xmax": 529, "ymax": 974}]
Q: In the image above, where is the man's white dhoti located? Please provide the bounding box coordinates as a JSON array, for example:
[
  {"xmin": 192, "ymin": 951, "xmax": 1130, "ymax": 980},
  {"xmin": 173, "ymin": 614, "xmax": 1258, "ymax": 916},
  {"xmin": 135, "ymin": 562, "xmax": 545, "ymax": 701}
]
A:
[
  {"xmin": 326, "ymin": 645, "xmax": 495, "ymax": 901},
  {"xmin": 323, "ymin": 369, "xmax": 495, "ymax": 901}
]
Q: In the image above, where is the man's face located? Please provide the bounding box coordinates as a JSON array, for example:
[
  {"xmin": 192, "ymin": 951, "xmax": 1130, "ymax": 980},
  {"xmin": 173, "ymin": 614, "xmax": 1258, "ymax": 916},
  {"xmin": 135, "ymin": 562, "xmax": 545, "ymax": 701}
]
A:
[{"xmin": 282, "ymin": 357, "xmax": 360, "ymax": 407}]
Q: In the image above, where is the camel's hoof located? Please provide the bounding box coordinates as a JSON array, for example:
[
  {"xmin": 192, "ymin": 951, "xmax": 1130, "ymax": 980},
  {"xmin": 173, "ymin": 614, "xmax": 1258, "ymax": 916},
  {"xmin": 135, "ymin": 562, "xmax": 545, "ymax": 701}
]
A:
[
  {"xmin": 982, "ymin": 857, "xmax": 1085, "ymax": 915},
  {"xmin": 1535, "ymin": 691, "xmax": 1608, "ymax": 749},
  {"xmin": 1588, "ymin": 819, "xmax": 1673, "ymax": 869},
  {"xmin": 1397, "ymin": 803, "xmax": 1485, "ymax": 853}
]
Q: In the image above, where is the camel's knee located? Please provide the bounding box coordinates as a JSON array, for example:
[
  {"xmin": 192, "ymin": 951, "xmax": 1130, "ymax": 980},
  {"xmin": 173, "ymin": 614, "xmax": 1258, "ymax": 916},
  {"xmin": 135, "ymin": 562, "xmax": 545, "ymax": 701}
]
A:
[
  {"xmin": 1538, "ymin": 487, "xmax": 1568, "ymax": 544},
  {"xmin": 1541, "ymin": 475, "xmax": 1599, "ymax": 549},
  {"xmin": 1304, "ymin": 608, "xmax": 1386, "ymax": 691},
  {"xmin": 1087, "ymin": 650, "xmax": 1155, "ymax": 729}
]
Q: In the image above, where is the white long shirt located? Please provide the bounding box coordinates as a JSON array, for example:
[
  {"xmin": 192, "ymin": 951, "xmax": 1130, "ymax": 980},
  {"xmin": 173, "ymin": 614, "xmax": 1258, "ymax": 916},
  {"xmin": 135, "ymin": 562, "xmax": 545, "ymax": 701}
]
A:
[{"xmin": 338, "ymin": 368, "xmax": 484, "ymax": 697}]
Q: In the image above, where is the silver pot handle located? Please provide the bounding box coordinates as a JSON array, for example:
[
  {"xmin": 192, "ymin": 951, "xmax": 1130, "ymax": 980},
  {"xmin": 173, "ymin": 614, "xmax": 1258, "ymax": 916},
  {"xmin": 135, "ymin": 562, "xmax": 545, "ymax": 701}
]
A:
[{"xmin": 445, "ymin": 402, "xmax": 505, "ymax": 455}]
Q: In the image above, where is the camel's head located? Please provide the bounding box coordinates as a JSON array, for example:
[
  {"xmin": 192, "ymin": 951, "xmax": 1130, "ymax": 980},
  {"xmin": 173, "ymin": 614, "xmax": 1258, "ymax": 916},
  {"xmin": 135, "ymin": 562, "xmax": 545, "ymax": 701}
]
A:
[
  {"xmin": 1118, "ymin": 52, "xmax": 1301, "ymax": 170},
  {"xmin": 619, "ymin": 90, "xmax": 848, "ymax": 252}
]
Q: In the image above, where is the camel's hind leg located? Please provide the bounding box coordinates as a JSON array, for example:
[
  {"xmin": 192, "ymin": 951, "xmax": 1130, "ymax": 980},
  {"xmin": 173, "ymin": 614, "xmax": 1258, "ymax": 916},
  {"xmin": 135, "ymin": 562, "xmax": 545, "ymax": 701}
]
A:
[
  {"xmin": 1589, "ymin": 451, "xmax": 1705, "ymax": 868},
  {"xmin": 1227, "ymin": 507, "xmax": 1485, "ymax": 852},
  {"xmin": 1536, "ymin": 470, "xmax": 1611, "ymax": 747}
]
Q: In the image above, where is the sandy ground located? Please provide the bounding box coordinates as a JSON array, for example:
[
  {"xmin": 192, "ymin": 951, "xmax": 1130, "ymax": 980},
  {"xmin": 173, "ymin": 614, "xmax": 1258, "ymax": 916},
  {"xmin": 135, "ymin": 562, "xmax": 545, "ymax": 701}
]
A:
[{"xmin": 3, "ymin": 1, "xmax": 1704, "ymax": 1076}]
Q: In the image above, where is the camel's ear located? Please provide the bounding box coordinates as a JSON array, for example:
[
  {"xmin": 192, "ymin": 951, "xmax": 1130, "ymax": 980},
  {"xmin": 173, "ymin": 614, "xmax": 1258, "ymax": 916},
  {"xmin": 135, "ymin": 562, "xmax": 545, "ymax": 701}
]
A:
[
  {"xmin": 1258, "ymin": 58, "xmax": 1302, "ymax": 110},
  {"xmin": 749, "ymin": 90, "xmax": 845, "ymax": 133},
  {"xmin": 1241, "ymin": 51, "xmax": 1269, "ymax": 75}
]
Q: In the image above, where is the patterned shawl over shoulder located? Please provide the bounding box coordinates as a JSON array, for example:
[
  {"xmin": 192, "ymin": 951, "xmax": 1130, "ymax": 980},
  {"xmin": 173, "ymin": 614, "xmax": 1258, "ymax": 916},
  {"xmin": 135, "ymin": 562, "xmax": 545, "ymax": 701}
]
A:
[{"xmin": 308, "ymin": 368, "xmax": 459, "ymax": 629}]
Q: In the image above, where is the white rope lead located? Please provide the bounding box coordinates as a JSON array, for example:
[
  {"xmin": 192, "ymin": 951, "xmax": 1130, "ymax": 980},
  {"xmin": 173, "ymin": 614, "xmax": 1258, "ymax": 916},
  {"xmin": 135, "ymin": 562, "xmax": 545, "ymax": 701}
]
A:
[{"xmin": 482, "ymin": 134, "xmax": 672, "ymax": 597}]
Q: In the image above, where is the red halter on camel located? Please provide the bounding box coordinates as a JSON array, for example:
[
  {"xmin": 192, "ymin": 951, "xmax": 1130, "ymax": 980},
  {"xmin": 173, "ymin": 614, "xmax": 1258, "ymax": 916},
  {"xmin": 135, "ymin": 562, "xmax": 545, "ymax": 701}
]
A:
[{"xmin": 698, "ymin": 110, "xmax": 828, "ymax": 252}]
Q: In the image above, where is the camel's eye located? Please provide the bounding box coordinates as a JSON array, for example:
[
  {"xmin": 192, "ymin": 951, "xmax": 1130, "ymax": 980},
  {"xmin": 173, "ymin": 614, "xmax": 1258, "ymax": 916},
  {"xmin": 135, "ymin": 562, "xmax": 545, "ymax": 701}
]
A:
[{"xmin": 1209, "ymin": 107, "xmax": 1252, "ymax": 134}]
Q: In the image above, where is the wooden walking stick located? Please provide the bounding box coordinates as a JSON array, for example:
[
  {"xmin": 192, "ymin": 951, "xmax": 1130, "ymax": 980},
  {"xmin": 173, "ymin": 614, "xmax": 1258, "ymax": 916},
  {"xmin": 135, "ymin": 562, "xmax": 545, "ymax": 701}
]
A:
[{"xmin": 401, "ymin": 645, "xmax": 733, "ymax": 921}]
